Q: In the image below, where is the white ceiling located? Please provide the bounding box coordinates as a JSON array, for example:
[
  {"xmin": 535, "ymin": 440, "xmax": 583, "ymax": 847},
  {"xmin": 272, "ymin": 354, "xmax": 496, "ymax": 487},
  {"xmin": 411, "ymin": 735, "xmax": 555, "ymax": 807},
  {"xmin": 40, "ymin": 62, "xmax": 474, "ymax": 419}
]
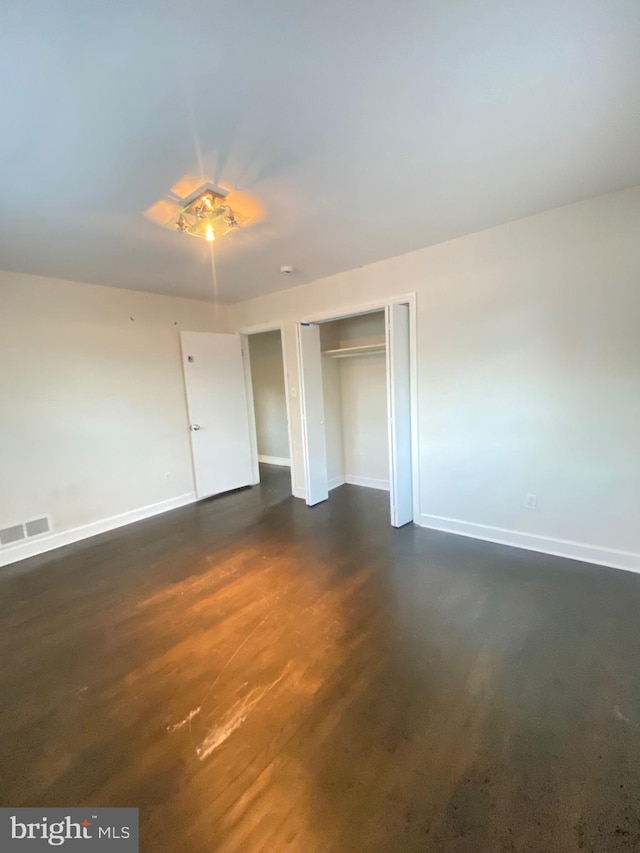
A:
[{"xmin": 1, "ymin": 0, "xmax": 639, "ymax": 303}]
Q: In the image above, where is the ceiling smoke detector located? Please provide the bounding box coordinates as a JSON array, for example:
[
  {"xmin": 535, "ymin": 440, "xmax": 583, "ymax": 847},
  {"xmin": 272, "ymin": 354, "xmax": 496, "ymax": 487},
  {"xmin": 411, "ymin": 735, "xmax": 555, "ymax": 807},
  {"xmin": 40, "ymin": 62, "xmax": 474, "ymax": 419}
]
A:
[{"xmin": 280, "ymin": 265, "xmax": 294, "ymax": 274}]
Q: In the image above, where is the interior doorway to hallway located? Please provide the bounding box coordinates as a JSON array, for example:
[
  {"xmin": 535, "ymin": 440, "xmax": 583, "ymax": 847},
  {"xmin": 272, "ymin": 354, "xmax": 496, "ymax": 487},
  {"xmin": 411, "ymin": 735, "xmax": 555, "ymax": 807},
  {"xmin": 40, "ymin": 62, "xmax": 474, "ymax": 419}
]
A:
[{"xmin": 246, "ymin": 328, "xmax": 293, "ymax": 496}]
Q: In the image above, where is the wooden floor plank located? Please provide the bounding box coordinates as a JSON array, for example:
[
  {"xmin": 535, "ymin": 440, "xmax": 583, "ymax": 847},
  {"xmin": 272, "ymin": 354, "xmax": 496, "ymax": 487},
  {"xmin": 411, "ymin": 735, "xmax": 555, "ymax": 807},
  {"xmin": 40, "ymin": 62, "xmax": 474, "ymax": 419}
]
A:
[{"xmin": 1, "ymin": 464, "xmax": 640, "ymax": 851}]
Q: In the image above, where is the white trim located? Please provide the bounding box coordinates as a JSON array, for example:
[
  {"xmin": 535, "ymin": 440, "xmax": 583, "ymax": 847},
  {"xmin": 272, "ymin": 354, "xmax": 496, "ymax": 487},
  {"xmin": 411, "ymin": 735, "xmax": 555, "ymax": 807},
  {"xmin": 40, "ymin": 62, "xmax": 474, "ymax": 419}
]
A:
[
  {"xmin": 297, "ymin": 322, "xmax": 312, "ymax": 505},
  {"xmin": 408, "ymin": 294, "xmax": 420, "ymax": 525},
  {"xmin": 237, "ymin": 320, "xmax": 285, "ymax": 335},
  {"xmin": 299, "ymin": 292, "xmax": 417, "ymax": 325},
  {"xmin": 417, "ymin": 513, "xmax": 640, "ymax": 574},
  {"xmin": 293, "ymin": 486, "xmax": 306, "ymax": 500},
  {"xmin": 258, "ymin": 455, "xmax": 291, "ymax": 466},
  {"xmin": 345, "ymin": 475, "xmax": 390, "ymax": 491},
  {"xmin": 278, "ymin": 327, "xmax": 297, "ymax": 496},
  {"xmin": 328, "ymin": 475, "xmax": 346, "ymax": 490},
  {"xmin": 0, "ymin": 493, "xmax": 196, "ymax": 569}
]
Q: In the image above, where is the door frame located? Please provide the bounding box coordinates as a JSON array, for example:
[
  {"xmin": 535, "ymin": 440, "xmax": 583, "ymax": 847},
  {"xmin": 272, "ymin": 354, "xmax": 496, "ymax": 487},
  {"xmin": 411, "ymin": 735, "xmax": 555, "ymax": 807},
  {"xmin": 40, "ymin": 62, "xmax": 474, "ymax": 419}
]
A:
[
  {"xmin": 299, "ymin": 292, "xmax": 419, "ymax": 523},
  {"xmin": 237, "ymin": 322, "xmax": 297, "ymax": 497}
]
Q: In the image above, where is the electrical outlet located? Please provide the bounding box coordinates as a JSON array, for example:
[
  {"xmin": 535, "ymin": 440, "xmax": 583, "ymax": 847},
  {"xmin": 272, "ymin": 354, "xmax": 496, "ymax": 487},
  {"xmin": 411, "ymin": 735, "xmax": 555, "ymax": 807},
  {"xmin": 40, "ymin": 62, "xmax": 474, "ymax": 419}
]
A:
[{"xmin": 526, "ymin": 493, "xmax": 537, "ymax": 510}]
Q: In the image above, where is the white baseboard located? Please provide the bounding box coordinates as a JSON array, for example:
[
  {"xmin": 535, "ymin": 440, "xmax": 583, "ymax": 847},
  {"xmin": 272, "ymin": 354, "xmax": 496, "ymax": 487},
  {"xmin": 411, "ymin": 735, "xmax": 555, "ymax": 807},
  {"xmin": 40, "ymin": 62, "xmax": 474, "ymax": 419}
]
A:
[
  {"xmin": 298, "ymin": 475, "xmax": 388, "ymax": 497},
  {"xmin": 258, "ymin": 455, "xmax": 291, "ymax": 467},
  {"xmin": 418, "ymin": 513, "xmax": 640, "ymax": 574},
  {"xmin": 0, "ymin": 493, "xmax": 197, "ymax": 569},
  {"xmin": 345, "ymin": 475, "xmax": 390, "ymax": 492},
  {"xmin": 328, "ymin": 475, "xmax": 346, "ymax": 491},
  {"xmin": 293, "ymin": 486, "xmax": 306, "ymax": 500}
]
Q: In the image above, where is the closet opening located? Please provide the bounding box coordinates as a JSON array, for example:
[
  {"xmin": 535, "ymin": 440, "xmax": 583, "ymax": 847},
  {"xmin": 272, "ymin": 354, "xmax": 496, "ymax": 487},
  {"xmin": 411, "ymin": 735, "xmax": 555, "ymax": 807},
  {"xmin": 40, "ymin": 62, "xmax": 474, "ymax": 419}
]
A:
[
  {"xmin": 320, "ymin": 311, "xmax": 389, "ymax": 494},
  {"xmin": 298, "ymin": 301, "xmax": 414, "ymax": 527}
]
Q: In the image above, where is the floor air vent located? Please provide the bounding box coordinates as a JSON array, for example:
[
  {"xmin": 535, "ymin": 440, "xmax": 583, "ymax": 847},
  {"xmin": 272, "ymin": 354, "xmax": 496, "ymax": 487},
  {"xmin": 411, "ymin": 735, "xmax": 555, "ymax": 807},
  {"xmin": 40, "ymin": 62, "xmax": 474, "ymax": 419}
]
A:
[
  {"xmin": 0, "ymin": 517, "xmax": 51, "ymax": 547},
  {"xmin": 0, "ymin": 525, "xmax": 26, "ymax": 546},
  {"xmin": 25, "ymin": 517, "xmax": 50, "ymax": 537}
]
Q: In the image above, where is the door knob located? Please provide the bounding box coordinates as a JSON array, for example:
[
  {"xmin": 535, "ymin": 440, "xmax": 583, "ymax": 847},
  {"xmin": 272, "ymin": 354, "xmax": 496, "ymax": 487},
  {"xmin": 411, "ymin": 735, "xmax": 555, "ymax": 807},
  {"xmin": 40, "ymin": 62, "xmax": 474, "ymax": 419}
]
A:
[{"xmin": 190, "ymin": 424, "xmax": 201, "ymax": 431}]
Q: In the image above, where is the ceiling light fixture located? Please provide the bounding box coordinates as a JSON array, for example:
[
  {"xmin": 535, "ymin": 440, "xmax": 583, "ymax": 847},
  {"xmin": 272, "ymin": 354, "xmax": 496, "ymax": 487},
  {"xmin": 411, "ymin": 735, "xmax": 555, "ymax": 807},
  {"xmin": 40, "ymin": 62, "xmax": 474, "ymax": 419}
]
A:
[{"xmin": 173, "ymin": 188, "xmax": 246, "ymax": 244}]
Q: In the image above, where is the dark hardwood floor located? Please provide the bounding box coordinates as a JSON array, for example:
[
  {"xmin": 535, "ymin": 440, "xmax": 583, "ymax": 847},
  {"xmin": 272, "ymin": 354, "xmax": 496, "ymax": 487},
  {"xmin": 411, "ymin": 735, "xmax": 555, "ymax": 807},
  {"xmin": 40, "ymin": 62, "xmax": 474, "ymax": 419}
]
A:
[{"xmin": 1, "ymin": 465, "xmax": 640, "ymax": 852}]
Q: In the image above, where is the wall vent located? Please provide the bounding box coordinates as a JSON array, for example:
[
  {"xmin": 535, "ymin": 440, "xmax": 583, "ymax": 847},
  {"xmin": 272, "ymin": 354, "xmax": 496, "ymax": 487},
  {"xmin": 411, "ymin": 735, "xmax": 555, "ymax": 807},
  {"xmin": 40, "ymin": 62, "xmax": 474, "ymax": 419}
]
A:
[
  {"xmin": 0, "ymin": 524, "xmax": 26, "ymax": 546},
  {"xmin": 25, "ymin": 517, "xmax": 50, "ymax": 537},
  {"xmin": 0, "ymin": 516, "xmax": 51, "ymax": 547}
]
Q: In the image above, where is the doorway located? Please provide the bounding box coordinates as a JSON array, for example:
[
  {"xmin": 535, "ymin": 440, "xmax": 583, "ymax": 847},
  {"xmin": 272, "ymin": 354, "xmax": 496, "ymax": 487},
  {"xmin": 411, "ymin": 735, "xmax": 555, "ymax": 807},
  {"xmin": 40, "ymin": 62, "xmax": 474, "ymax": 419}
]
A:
[
  {"xmin": 320, "ymin": 312, "xmax": 389, "ymax": 492},
  {"xmin": 298, "ymin": 301, "xmax": 415, "ymax": 527},
  {"xmin": 180, "ymin": 328, "xmax": 294, "ymax": 502},
  {"xmin": 246, "ymin": 329, "xmax": 293, "ymax": 496}
]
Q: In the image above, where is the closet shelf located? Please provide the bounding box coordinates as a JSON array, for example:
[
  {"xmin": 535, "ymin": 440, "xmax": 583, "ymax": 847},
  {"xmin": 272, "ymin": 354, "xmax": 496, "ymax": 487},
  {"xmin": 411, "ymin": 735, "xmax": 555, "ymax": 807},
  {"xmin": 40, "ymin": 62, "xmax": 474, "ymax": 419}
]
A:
[{"xmin": 321, "ymin": 343, "xmax": 386, "ymax": 359}]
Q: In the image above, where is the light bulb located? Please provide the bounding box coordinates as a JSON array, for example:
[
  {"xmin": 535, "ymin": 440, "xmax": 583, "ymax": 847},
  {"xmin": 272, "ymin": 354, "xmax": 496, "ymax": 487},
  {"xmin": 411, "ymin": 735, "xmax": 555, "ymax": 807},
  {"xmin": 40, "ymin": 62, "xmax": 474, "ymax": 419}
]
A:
[{"xmin": 205, "ymin": 225, "xmax": 215, "ymax": 242}]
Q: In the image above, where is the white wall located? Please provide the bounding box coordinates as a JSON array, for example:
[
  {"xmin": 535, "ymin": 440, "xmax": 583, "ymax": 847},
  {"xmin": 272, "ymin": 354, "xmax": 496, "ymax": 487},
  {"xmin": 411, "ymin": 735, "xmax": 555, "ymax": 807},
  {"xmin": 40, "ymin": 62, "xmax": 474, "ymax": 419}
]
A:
[
  {"xmin": 329, "ymin": 313, "xmax": 386, "ymax": 348},
  {"xmin": 230, "ymin": 186, "xmax": 640, "ymax": 571},
  {"xmin": 340, "ymin": 354, "xmax": 389, "ymax": 490},
  {"xmin": 247, "ymin": 330, "xmax": 290, "ymax": 463},
  {"xmin": 321, "ymin": 353, "xmax": 389, "ymax": 492},
  {"xmin": 0, "ymin": 270, "xmax": 226, "ymax": 565}
]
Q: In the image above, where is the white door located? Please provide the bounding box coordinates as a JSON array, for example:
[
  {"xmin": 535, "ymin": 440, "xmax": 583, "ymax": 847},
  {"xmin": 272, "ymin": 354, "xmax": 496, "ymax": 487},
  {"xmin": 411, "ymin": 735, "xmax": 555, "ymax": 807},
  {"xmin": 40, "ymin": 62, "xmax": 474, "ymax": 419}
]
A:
[
  {"xmin": 297, "ymin": 323, "xmax": 329, "ymax": 505},
  {"xmin": 181, "ymin": 331, "xmax": 255, "ymax": 499},
  {"xmin": 386, "ymin": 304, "xmax": 413, "ymax": 527}
]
